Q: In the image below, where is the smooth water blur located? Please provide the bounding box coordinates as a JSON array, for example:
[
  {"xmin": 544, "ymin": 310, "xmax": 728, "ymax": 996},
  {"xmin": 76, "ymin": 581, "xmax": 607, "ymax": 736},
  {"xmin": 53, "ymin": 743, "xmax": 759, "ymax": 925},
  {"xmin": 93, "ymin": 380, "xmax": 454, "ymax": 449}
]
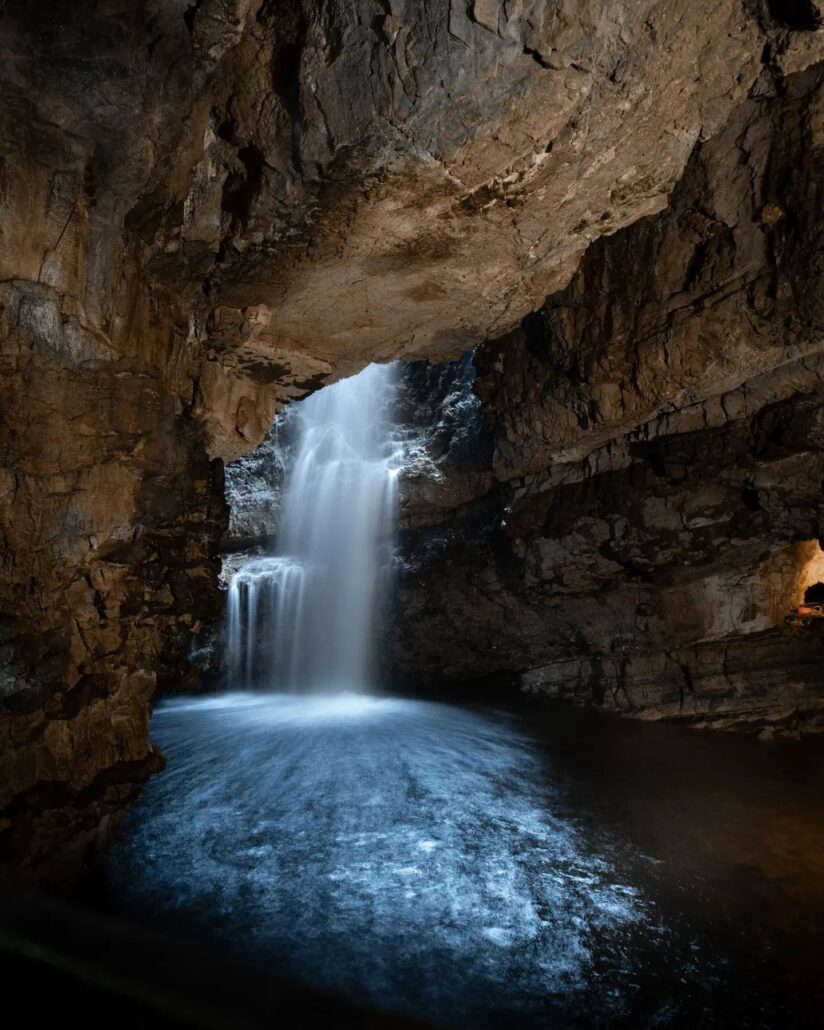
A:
[
  {"xmin": 226, "ymin": 364, "xmax": 402, "ymax": 691},
  {"xmin": 109, "ymin": 694, "xmax": 644, "ymax": 1027},
  {"xmin": 108, "ymin": 693, "xmax": 824, "ymax": 1028}
]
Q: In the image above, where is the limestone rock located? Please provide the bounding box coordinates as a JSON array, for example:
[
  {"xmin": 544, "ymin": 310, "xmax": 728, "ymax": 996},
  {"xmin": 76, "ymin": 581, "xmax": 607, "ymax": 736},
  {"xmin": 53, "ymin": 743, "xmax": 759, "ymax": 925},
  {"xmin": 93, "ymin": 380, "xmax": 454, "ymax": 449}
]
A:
[
  {"xmin": 1, "ymin": 0, "xmax": 823, "ymax": 878},
  {"xmin": 390, "ymin": 62, "xmax": 824, "ymax": 734}
]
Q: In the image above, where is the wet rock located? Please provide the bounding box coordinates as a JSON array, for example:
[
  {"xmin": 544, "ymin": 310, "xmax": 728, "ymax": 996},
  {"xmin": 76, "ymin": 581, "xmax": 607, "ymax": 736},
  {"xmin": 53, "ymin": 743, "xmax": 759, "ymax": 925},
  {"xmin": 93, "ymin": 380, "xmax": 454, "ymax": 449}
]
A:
[{"xmin": 390, "ymin": 63, "xmax": 824, "ymax": 734}]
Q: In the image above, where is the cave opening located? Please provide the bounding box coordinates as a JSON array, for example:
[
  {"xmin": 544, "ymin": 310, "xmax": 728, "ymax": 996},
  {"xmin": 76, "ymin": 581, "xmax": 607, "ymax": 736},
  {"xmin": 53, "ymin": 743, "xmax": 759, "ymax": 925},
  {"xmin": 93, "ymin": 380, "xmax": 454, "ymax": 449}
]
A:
[{"xmin": 804, "ymin": 582, "xmax": 824, "ymax": 603}]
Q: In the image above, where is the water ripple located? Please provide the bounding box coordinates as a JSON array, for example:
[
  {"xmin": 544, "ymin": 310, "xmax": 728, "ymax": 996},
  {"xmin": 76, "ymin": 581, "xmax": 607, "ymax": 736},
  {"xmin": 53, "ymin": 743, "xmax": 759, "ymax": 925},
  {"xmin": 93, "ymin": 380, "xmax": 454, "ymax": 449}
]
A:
[{"xmin": 110, "ymin": 693, "xmax": 647, "ymax": 1026}]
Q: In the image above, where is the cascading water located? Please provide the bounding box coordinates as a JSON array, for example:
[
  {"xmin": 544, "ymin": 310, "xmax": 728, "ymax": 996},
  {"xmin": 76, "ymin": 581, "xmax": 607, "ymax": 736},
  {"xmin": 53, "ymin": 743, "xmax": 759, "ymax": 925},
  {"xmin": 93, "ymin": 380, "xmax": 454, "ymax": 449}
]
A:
[
  {"xmin": 226, "ymin": 363, "xmax": 401, "ymax": 692},
  {"xmin": 108, "ymin": 350, "xmax": 821, "ymax": 1030}
]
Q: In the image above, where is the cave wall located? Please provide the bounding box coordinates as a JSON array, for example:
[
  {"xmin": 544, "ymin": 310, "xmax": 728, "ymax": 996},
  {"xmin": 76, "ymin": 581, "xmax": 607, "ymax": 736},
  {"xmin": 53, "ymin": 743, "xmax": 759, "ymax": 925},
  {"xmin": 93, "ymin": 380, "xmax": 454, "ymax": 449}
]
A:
[
  {"xmin": 391, "ymin": 61, "xmax": 824, "ymax": 734},
  {"xmin": 0, "ymin": 4, "xmax": 231, "ymax": 880},
  {"xmin": 0, "ymin": 0, "xmax": 823, "ymax": 879}
]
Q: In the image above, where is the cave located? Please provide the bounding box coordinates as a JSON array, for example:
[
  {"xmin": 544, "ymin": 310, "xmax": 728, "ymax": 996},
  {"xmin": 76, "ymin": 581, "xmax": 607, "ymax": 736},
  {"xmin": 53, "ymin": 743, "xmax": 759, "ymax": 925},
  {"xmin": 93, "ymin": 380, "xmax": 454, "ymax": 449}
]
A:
[
  {"xmin": 804, "ymin": 582, "xmax": 824, "ymax": 603},
  {"xmin": 2, "ymin": 3, "xmax": 824, "ymax": 1028}
]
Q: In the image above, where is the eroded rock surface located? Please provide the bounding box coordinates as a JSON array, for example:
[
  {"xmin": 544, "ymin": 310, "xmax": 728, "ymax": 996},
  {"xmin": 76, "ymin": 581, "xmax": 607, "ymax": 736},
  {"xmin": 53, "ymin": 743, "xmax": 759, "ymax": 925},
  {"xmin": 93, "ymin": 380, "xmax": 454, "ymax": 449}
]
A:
[
  {"xmin": 1, "ymin": 0, "xmax": 823, "ymax": 878},
  {"xmin": 391, "ymin": 61, "xmax": 824, "ymax": 734}
]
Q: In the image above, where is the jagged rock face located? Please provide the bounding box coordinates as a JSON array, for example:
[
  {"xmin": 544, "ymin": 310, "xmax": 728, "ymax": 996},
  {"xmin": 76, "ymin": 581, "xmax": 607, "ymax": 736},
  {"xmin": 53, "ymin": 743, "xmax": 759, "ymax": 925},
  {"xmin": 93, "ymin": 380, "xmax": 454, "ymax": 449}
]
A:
[
  {"xmin": 4, "ymin": 2, "xmax": 820, "ymax": 458},
  {"xmin": 391, "ymin": 62, "xmax": 824, "ymax": 733},
  {"xmin": 0, "ymin": 0, "xmax": 823, "ymax": 880},
  {"xmin": 0, "ymin": 285, "xmax": 228, "ymax": 878},
  {"xmin": 222, "ymin": 411, "xmax": 296, "ymax": 551}
]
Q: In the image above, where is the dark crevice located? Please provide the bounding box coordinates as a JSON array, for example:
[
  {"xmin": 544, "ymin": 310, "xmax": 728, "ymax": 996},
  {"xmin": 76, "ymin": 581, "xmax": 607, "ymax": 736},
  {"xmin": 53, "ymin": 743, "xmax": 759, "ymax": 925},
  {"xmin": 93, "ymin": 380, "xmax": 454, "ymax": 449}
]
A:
[
  {"xmin": 804, "ymin": 581, "xmax": 824, "ymax": 602},
  {"xmin": 675, "ymin": 659, "xmax": 695, "ymax": 711},
  {"xmin": 371, "ymin": 13, "xmax": 393, "ymax": 46},
  {"xmin": 683, "ymin": 241, "xmax": 709, "ymax": 292},
  {"xmin": 522, "ymin": 45, "xmax": 551, "ymax": 69},
  {"xmin": 264, "ymin": 1, "xmax": 307, "ymax": 177},
  {"xmin": 741, "ymin": 479, "xmax": 762, "ymax": 511},
  {"xmin": 84, "ymin": 575, "xmax": 107, "ymax": 625},
  {"xmin": 767, "ymin": 0, "xmax": 822, "ymax": 29},
  {"xmin": 272, "ymin": 41, "xmax": 304, "ymax": 112},
  {"xmin": 522, "ymin": 307, "xmax": 585, "ymax": 386},
  {"xmin": 183, "ymin": 0, "xmax": 206, "ymax": 34},
  {"xmin": 588, "ymin": 655, "xmax": 605, "ymax": 703},
  {"xmin": 221, "ymin": 144, "xmax": 265, "ymax": 225}
]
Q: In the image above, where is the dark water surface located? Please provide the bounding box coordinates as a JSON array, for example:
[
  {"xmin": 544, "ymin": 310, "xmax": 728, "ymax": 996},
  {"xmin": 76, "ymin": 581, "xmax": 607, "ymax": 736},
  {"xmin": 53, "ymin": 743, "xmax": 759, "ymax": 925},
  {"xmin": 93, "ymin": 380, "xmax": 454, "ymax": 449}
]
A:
[{"xmin": 105, "ymin": 692, "xmax": 824, "ymax": 1028}]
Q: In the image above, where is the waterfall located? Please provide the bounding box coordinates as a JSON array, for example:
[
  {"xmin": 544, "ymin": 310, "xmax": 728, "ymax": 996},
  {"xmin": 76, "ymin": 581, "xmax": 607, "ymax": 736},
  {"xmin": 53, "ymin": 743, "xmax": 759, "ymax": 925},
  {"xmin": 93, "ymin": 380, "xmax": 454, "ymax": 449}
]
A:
[{"xmin": 226, "ymin": 363, "xmax": 401, "ymax": 692}]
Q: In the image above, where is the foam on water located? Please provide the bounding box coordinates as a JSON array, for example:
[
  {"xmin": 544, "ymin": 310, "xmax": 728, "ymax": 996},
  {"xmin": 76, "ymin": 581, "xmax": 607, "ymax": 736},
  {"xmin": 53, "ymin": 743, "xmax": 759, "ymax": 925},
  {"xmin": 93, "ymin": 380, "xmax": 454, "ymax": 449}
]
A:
[{"xmin": 110, "ymin": 692, "xmax": 646, "ymax": 1027}]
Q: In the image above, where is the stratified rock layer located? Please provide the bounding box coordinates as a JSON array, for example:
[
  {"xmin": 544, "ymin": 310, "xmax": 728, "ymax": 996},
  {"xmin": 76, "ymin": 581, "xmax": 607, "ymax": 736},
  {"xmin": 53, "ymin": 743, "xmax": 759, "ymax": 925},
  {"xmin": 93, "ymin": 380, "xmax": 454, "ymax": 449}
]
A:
[
  {"xmin": 0, "ymin": 1, "xmax": 823, "ymax": 878},
  {"xmin": 391, "ymin": 61, "xmax": 824, "ymax": 734}
]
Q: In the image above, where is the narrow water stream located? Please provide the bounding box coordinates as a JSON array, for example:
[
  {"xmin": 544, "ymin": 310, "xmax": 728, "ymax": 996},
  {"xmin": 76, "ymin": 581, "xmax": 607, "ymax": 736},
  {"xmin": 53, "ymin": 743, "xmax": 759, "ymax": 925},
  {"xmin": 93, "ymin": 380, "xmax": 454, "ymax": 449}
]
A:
[{"xmin": 106, "ymin": 692, "xmax": 824, "ymax": 1029}]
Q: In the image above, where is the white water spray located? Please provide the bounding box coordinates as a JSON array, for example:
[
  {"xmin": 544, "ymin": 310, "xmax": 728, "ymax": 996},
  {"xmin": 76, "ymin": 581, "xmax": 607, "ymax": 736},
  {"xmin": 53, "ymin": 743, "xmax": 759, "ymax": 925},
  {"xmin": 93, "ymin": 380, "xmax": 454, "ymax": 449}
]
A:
[{"xmin": 226, "ymin": 363, "xmax": 402, "ymax": 691}]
